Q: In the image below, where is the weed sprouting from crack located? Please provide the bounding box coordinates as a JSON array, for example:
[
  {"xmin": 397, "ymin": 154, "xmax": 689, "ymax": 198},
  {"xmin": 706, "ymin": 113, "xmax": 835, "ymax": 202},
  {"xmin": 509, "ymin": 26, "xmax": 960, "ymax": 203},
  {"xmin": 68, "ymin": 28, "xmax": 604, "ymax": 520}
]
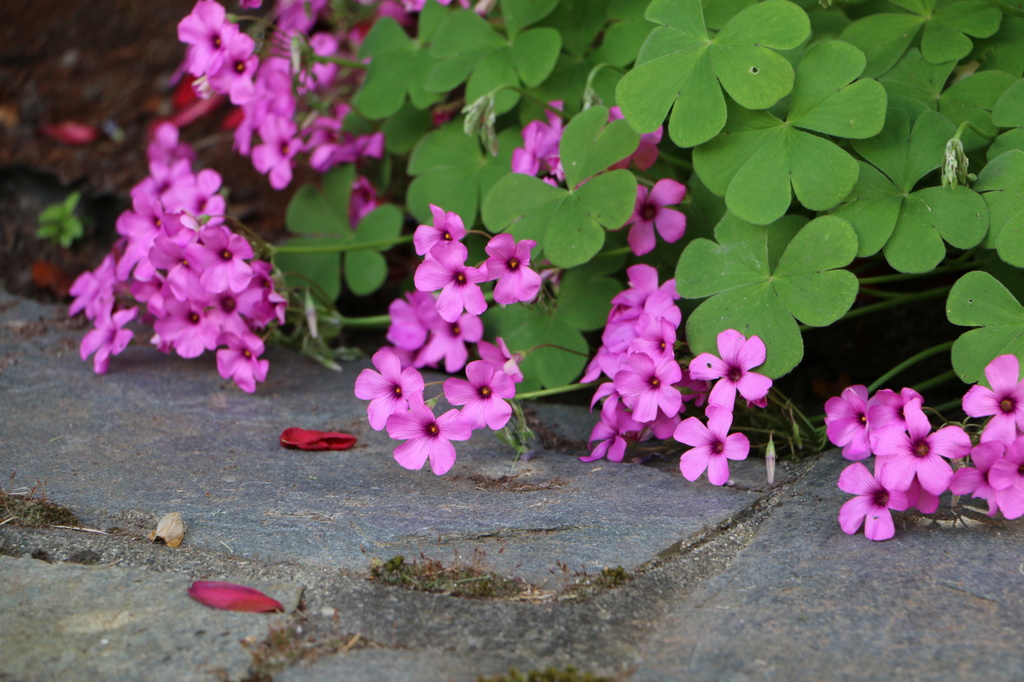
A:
[
  {"xmin": 241, "ymin": 617, "xmax": 377, "ymax": 681},
  {"xmin": 477, "ymin": 666, "xmax": 614, "ymax": 682},
  {"xmin": 1, "ymin": 476, "xmax": 80, "ymax": 528},
  {"xmin": 369, "ymin": 550, "xmax": 543, "ymax": 599},
  {"xmin": 553, "ymin": 564, "xmax": 634, "ymax": 603}
]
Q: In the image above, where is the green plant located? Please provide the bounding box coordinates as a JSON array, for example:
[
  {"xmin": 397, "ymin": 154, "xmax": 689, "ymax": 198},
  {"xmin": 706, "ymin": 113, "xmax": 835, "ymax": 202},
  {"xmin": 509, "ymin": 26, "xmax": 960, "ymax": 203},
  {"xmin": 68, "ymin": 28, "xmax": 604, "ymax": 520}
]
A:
[{"xmin": 36, "ymin": 191, "xmax": 84, "ymax": 248}]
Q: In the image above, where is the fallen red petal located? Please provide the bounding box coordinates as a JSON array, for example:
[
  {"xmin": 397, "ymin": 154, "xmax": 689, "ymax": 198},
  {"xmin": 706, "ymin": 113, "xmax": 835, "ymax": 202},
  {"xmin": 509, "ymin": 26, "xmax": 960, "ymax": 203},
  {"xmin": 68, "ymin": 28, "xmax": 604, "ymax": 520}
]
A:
[
  {"xmin": 280, "ymin": 427, "xmax": 357, "ymax": 451},
  {"xmin": 32, "ymin": 261, "xmax": 73, "ymax": 298},
  {"xmin": 39, "ymin": 121, "xmax": 100, "ymax": 145},
  {"xmin": 188, "ymin": 581, "xmax": 284, "ymax": 612}
]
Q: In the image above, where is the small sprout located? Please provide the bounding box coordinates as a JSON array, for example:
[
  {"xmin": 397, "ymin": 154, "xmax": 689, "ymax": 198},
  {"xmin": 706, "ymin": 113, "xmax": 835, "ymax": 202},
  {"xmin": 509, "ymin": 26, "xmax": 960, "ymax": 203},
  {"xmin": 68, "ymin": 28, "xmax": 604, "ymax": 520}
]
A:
[
  {"xmin": 148, "ymin": 511, "xmax": 186, "ymax": 547},
  {"xmin": 36, "ymin": 191, "xmax": 84, "ymax": 249},
  {"xmin": 765, "ymin": 435, "xmax": 777, "ymax": 486},
  {"xmin": 461, "ymin": 92, "xmax": 498, "ymax": 156},
  {"xmin": 942, "ymin": 136, "xmax": 975, "ymax": 189}
]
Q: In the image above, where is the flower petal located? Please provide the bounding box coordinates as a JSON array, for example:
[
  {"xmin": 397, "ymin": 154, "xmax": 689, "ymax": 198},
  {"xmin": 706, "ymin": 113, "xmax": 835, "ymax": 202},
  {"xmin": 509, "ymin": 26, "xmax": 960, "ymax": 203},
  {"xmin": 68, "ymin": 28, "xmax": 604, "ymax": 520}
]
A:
[
  {"xmin": 188, "ymin": 581, "xmax": 284, "ymax": 612},
  {"xmin": 279, "ymin": 427, "xmax": 357, "ymax": 451}
]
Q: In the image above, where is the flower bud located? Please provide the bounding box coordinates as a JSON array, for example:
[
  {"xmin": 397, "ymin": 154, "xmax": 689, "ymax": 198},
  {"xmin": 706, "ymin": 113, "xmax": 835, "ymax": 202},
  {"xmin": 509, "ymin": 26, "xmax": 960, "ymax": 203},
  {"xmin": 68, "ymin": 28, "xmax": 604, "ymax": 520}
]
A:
[{"xmin": 765, "ymin": 435, "xmax": 777, "ymax": 486}]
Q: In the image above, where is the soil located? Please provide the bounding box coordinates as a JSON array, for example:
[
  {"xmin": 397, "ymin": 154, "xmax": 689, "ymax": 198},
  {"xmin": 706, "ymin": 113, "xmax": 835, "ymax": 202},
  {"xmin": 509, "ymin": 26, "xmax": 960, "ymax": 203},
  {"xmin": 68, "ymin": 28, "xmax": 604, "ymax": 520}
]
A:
[
  {"xmin": 0, "ymin": 0, "xmax": 300, "ymax": 299},
  {"xmin": 0, "ymin": 0, "xmax": 962, "ymax": 413}
]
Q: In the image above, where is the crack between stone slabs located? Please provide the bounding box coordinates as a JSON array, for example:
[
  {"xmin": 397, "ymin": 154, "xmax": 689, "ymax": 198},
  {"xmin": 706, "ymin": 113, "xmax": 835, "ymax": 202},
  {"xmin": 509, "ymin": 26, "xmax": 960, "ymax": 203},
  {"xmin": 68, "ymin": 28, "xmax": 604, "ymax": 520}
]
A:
[{"xmin": 398, "ymin": 524, "xmax": 593, "ymax": 545}]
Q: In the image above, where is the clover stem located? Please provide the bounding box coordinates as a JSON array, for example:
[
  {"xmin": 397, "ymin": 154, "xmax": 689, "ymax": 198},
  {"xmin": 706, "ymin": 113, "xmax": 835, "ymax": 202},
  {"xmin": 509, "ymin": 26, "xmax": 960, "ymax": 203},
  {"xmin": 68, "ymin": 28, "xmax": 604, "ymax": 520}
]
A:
[
  {"xmin": 866, "ymin": 341, "xmax": 955, "ymax": 394},
  {"xmin": 835, "ymin": 285, "xmax": 950, "ymax": 325},
  {"xmin": 516, "ymin": 381, "xmax": 600, "ymax": 401},
  {"xmin": 309, "ymin": 54, "xmax": 367, "ymax": 68},
  {"xmin": 857, "ymin": 260, "xmax": 978, "ymax": 285},
  {"xmin": 271, "ymin": 234, "xmax": 413, "ymax": 254}
]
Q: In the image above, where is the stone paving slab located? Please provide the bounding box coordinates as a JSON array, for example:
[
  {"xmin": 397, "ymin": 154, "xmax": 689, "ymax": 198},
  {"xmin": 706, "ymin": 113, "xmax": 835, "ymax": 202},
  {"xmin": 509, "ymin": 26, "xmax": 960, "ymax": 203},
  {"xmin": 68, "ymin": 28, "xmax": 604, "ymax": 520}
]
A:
[
  {"xmin": 0, "ymin": 554, "xmax": 302, "ymax": 682},
  {"xmin": 630, "ymin": 454, "xmax": 1024, "ymax": 681},
  {"xmin": 0, "ymin": 289, "xmax": 761, "ymax": 585}
]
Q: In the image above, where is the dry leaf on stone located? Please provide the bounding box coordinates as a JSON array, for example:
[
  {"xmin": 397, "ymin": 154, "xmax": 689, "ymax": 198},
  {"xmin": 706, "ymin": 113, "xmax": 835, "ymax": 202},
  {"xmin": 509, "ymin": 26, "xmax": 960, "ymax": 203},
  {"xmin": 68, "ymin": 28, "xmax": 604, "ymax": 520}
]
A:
[
  {"xmin": 148, "ymin": 512, "xmax": 185, "ymax": 547},
  {"xmin": 188, "ymin": 581, "xmax": 284, "ymax": 612}
]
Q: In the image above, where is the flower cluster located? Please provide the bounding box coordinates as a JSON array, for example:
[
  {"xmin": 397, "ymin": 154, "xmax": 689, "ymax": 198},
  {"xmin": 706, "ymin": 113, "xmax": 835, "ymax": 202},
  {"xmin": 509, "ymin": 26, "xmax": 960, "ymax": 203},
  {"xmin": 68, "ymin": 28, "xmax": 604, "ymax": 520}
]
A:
[
  {"xmin": 511, "ymin": 102, "xmax": 685, "ymax": 257},
  {"xmin": 70, "ymin": 123, "xmax": 285, "ymax": 392},
  {"xmin": 179, "ymin": 0, "xmax": 385, "ymax": 199},
  {"xmin": 826, "ymin": 354, "xmax": 1024, "ymax": 541},
  {"xmin": 580, "ymin": 265, "xmax": 772, "ymax": 485},
  {"xmin": 356, "ymin": 205, "xmax": 538, "ymax": 474}
]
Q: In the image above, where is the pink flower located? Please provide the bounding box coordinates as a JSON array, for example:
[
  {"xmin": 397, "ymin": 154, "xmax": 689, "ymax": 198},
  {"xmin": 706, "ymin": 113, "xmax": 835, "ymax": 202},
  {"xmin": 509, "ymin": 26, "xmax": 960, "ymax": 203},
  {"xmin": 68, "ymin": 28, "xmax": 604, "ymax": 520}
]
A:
[
  {"xmin": 215, "ymin": 331, "xmax": 269, "ymax": 393},
  {"xmin": 385, "ymin": 403, "xmax": 473, "ymax": 475},
  {"xmin": 149, "ymin": 232, "xmax": 206, "ymax": 303},
  {"xmin": 608, "ymin": 106, "xmax": 662, "ymax": 171},
  {"xmin": 614, "ymin": 352, "xmax": 682, "ymax": 424},
  {"xmin": 688, "ymin": 329, "xmax": 772, "ymax": 409},
  {"xmin": 870, "ymin": 400, "xmax": 970, "ymax": 494},
  {"xmin": 443, "ymin": 360, "xmax": 515, "ymax": 430},
  {"xmin": 415, "ymin": 312, "xmax": 483, "ymax": 373},
  {"xmin": 206, "ymin": 30, "xmax": 258, "ymax": 105},
  {"xmin": 988, "ymin": 437, "xmax": 1024, "ymax": 519},
  {"xmin": 675, "ymin": 405, "xmax": 750, "ymax": 485},
  {"xmin": 511, "ymin": 101, "xmax": 564, "ymax": 183},
  {"xmin": 414, "ymin": 242, "xmax": 488, "ymax": 323},
  {"xmin": 252, "ymin": 115, "xmax": 303, "ymax": 190},
  {"xmin": 477, "ymin": 338, "xmax": 523, "ymax": 383},
  {"xmin": 191, "ymin": 225, "xmax": 254, "ymax": 294},
  {"xmin": 178, "ymin": 0, "xmax": 234, "ymax": 77},
  {"xmin": 837, "ymin": 462, "xmax": 911, "ymax": 541},
  {"xmin": 626, "ymin": 313, "xmax": 677, "ymax": 363},
  {"xmin": 387, "ymin": 291, "xmax": 439, "ymax": 352},
  {"xmin": 484, "ymin": 234, "xmax": 541, "ymax": 305},
  {"xmin": 354, "ymin": 348, "xmax": 426, "ymax": 431},
  {"xmin": 623, "ymin": 179, "xmax": 686, "ymax": 256},
  {"xmin": 962, "ymin": 354, "xmax": 1024, "ymax": 445},
  {"xmin": 582, "ymin": 407, "xmax": 643, "ymax": 463},
  {"xmin": 153, "ymin": 298, "xmax": 220, "ymax": 358},
  {"xmin": 80, "ymin": 307, "xmax": 138, "ymax": 374},
  {"xmin": 69, "ymin": 253, "xmax": 117, "ymax": 320},
  {"xmin": 866, "ymin": 387, "xmax": 923, "ymax": 434},
  {"xmin": 824, "ymin": 385, "xmax": 873, "ymax": 460},
  {"xmin": 413, "ymin": 204, "xmax": 466, "ymax": 256}
]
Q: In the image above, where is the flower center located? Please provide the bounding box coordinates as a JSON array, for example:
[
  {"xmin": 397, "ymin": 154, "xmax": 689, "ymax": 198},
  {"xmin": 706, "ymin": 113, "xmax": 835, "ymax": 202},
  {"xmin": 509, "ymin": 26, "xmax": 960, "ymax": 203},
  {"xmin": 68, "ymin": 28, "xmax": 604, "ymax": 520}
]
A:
[
  {"xmin": 455, "ymin": 272, "xmax": 467, "ymax": 285},
  {"xmin": 1000, "ymin": 397, "xmax": 1015, "ymax": 414},
  {"xmin": 427, "ymin": 422, "xmax": 440, "ymax": 436},
  {"xmin": 280, "ymin": 142, "xmax": 290, "ymax": 156},
  {"xmin": 507, "ymin": 257, "xmax": 520, "ymax": 271},
  {"xmin": 221, "ymin": 297, "xmax": 236, "ymax": 313},
  {"xmin": 243, "ymin": 349, "xmax": 252, "ymax": 359},
  {"xmin": 188, "ymin": 312, "xmax": 200, "ymax": 324},
  {"xmin": 220, "ymin": 249, "xmax": 233, "ymax": 261},
  {"xmin": 871, "ymin": 488, "xmax": 889, "ymax": 508},
  {"xmin": 234, "ymin": 60, "xmax": 246, "ymax": 74},
  {"xmin": 913, "ymin": 440, "xmax": 930, "ymax": 458},
  {"xmin": 393, "ymin": 385, "xmax": 402, "ymax": 396},
  {"xmin": 727, "ymin": 366, "xmax": 743, "ymax": 383},
  {"xmin": 640, "ymin": 203, "xmax": 657, "ymax": 221},
  {"xmin": 650, "ymin": 377, "xmax": 661, "ymax": 388},
  {"xmin": 712, "ymin": 439, "xmax": 725, "ymax": 455},
  {"xmin": 451, "ymin": 323, "xmax": 461, "ymax": 335},
  {"xmin": 213, "ymin": 36, "xmax": 222, "ymax": 49},
  {"xmin": 479, "ymin": 386, "xmax": 491, "ymax": 398}
]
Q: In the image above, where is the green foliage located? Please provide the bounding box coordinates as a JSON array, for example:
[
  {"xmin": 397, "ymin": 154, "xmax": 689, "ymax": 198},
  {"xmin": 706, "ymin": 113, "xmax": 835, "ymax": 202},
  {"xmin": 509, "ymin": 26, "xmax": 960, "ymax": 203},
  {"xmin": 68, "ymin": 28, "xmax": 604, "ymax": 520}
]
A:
[
  {"xmin": 616, "ymin": 0, "xmax": 810, "ymax": 148},
  {"xmin": 677, "ymin": 214, "xmax": 858, "ymax": 377},
  {"xmin": 274, "ymin": 0, "xmax": 1024, "ymax": 418},
  {"xmin": 37, "ymin": 191, "xmax": 84, "ymax": 249}
]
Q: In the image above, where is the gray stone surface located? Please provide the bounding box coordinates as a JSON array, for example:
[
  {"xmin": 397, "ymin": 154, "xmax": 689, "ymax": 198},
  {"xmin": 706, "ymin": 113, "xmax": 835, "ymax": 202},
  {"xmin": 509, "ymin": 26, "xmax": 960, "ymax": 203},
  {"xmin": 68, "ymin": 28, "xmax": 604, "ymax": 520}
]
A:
[
  {"xmin": 0, "ymin": 288, "xmax": 758, "ymax": 585},
  {"xmin": 4, "ymin": 288, "xmax": 1024, "ymax": 682},
  {"xmin": 0, "ymin": 554, "xmax": 300, "ymax": 682}
]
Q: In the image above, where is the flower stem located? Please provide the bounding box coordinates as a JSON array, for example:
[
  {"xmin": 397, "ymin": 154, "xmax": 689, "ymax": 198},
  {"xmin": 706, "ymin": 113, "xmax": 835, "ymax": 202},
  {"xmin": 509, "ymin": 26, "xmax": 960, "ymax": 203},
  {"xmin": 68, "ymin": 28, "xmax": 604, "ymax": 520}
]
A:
[
  {"xmin": 867, "ymin": 341, "xmax": 954, "ymax": 394},
  {"xmin": 837, "ymin": 285, "xmax": 950, "ymax": 325},
  {"xmin": 857, "ymin": 260, "xmax": 977, "ymax": 286},
  {"xmin": 271, "ymin": 234, "xmax": 413, "ymax": 255},
  {"xmin": 516, "ymin": 382, "xmax": 599, "ymax": 401},
  {"xmin": 309, "ymin": 54, "xmax": 367, "ymax": 68},
  {"xmin": 911, "ymin": 369, "xmax": 960, "ymax": 396}
]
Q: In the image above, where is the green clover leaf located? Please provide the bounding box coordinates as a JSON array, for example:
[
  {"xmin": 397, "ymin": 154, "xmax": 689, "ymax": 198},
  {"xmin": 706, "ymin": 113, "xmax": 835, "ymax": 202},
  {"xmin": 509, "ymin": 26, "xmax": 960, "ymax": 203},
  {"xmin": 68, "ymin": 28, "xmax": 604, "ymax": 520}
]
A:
[
  {"xmin": 344, "ymin": 204, "xmax": 403, "ymax": 296},
  {"xmin": 675, "ymin": 213, "xmax": 859, "ymax": 378},
  {"xmin": 878, "ymin": 49, "xmax": 955, "ymax": 112},
  {"xmin": 481, "ymin": 106, "xmax": 638, "ymax": 268},
  {"xmin": 832, "ymin": 109, "xmax": 988, "ymax": 272},
  {"xmin": 939, "ymin": 70, "xmax": 1016, "ymax": 151},
  {"xmin": 426, "ymin": 10, "xmax": 561, "ymax": 114},
  {"xmin": 276, "ymin": 166, "xmax": 356, "ymax": 301},
  {"xmin": 975, "ymin": 150, "xmax": 1024, "ymax": 268},
  {"xmin": 615, "ymin": 0, "xmax": 810, "ymax": 148},
  {"xmin": 406, "ymin": 124, "xmax": 517, "ymax": 226},
  {"xmin": 841, "ymin": 0, "xmax": 1001, "ymax": 78},
  {"xmin": 352, "ymin": 6, "xmax": 445, "ymax": 119},
  {"xmin": 692, "ymin": 40, "xmax": 886, "ymax": 225},
  {"xmin": 947, "ymin": 270, "xmax": 1024, "ymax": 383},
  {"xmin": 483, "ymin": 304, "xmax": 589, "ymax": 392}
]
